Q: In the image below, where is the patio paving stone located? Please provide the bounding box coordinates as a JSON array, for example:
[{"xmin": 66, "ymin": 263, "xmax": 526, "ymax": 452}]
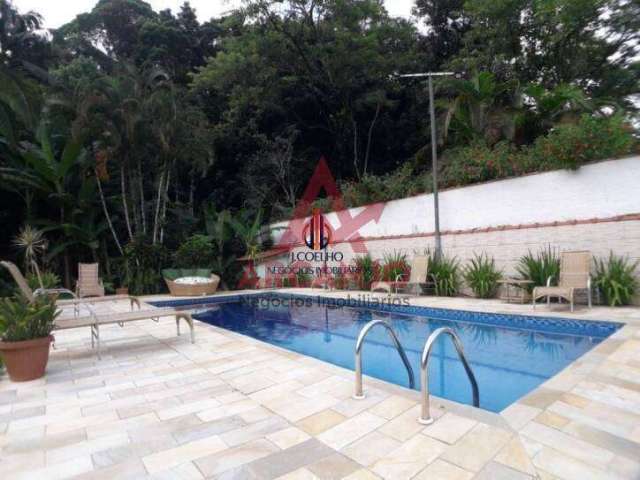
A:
[
  {"xmin": 370, "ymin": 433, "xmax": 447, "ymax": 479},
  {"xmin": 1, "ymin": 290, "xmax": 640, "ymax": 478},
  {"xmin": 341, "ymin": 430, "xmax": 401, "ymax": 467},
  {"xmin": 413, "ymin": 459, "xmax": 473, "ymax": 480}
]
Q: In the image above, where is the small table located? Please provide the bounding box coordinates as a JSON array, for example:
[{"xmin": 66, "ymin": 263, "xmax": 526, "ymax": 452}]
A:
[{"xmin": 498, "ymin": 279, "xmax": 533, "ymax": 304}]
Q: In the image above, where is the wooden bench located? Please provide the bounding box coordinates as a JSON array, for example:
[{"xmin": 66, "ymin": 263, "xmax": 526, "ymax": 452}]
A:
[{"xmin": 54, "ymin": 307, "xmax": 194, "ymax": 359}]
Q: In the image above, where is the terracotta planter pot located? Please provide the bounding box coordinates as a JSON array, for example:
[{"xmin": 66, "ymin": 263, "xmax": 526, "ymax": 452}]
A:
[{"xmin": 0, "ymin": 335, "xmax": 53, "ymax": 382}]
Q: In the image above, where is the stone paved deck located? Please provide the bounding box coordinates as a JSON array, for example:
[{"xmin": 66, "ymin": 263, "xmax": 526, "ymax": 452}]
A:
[{"xmin": 0, "ymin": 289, "xmax": 638, "ymax": 479}]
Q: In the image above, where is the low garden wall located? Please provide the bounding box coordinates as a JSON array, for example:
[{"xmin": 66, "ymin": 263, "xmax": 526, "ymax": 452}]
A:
[{"xmin": 270, "ymin": 156, "xmax": 640, "ymax": 303}]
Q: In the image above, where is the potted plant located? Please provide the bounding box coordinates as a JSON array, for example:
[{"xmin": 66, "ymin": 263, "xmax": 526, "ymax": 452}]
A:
[{"xmin": 0, "ymin": 293, "xmax": 59, "ymax": 381}]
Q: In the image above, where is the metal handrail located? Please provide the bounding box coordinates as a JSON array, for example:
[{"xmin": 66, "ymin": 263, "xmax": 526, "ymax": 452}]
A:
[
  {"xmin": 353, "ymin": 320, "xmax": 415, "ymax": 399},
  {"xmin": 419, "ymin": 327, "xmax": 479, "ymax": 424}
]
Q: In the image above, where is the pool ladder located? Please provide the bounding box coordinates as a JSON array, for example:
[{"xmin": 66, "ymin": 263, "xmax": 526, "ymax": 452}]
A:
[
  {"xmin": 353, "ymin": 320, "xmax": 415, "ymax": 399},
  {"xmin": 354, "ymin": 323, "xmax": 479, "ymax": 425},
  {"xmin": 418, "ymin": 327, "xmax": 479, "ymax": 424}
]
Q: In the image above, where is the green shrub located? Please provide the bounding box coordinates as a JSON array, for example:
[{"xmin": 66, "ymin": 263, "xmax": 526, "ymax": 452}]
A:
[
  {"xmin": 516, "ymin": 246, "xmax": 560, "ymax": 293},
  {"xmin": 174, "ymin": 234, "xmax": 215, "ymax": 269},
  {"xmin": 26, "ymin": 271, "xmax": 61, "ymax": 291},
  {"xmin": 0, "ymin": 293, "xmax": 59, "ymax": 342},
  {"xmin": 442, "ymin": 141, "xmax": 522, "ymax": 187},
  {"xmin": 122, "ymin": 239, "xmax": 171, "ymax": 295},
  {"xmin": 463, "ymin": 254, "xmax": 502, "ymax": 298},
  {"xmin": 429, "ymin": 253, "xmax": 460, "ymax": 297},
  {"xmin": 594, "ymin": 253, "xmax": 639, "ymax": 306},
  {"xmin": 441, "ymin": 115, "xmax": 637, "ymax": 189},
  {"xmin": 0, "ymin": 268, "xmax": 15, "ymax": 298},
  {"xmin": 353, "ymin": 255, "xmax": 381, "ymax": 290},
  {"xmin": 381, "ymin": 251, "xmax": 410, "ymax": 281},
  {"xmin": 529, "ymin": 114, "xmax": 635, "ymax": 170},
  {"xmin": 341, "ymin": 163, "xmax": 425, "ymax": 208}
]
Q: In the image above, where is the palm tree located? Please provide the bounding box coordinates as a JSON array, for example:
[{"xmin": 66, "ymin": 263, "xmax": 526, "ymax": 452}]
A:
[
  {"xmin": 59, "ymin": 63, "xmax": 177, "ymax": 244},
  {"xmin": 521, "ymin": 83, "xmax": 595, "ymax": 139},
  {"xmin": 229, "ymin": 209, "xmax": 265, "ymax": 265},
  {"xmin": 0, "ymin": 124, "xmax": 86, "ymax": 285},
  {"xmin": 441, "ymin": 71, "xmax": 519, "ymax": 144},
  {"xmin": 204, "ymin": 206, "xmax": 236, "ymax": 289}
]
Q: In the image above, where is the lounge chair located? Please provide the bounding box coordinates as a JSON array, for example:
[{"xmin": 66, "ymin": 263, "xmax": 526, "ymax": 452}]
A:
[
  {"xmin": 391, "ymin": 255, "xmax": 431, "ymax": 295},
  {"xmin": 0, "ymin": 260, "xmax": 138, "ymax": 312},
  {"xmin": 76, "ymin": 263, "xmax": 105, "ymax": 298},
  {"xmin": 532, "ymin": 251, "xmax": 592, "ymax": 312},
  {"xmin": 54, "ymin": 306, "xmax": 195, "ymax": 359}
]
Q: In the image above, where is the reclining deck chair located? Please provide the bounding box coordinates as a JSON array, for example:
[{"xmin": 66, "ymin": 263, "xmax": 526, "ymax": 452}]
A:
[
  {"xmin": 76, "ymin": 263, "xmax": 105, "ymax": 298},
  {"xmin": 391, "ymin": 255, "xmax": 431, "ymax": 296},
  {"xmin": 0, "ymin": 260, "xmax": 136, "ymax": 310},
  {"xmin": 532, "ymin": 251, "xmax": 592, "ymax": 312}
]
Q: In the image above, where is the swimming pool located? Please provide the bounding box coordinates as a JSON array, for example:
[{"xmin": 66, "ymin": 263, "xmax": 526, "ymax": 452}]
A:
[{"xmin": 151, "ymin": 293, "xmax": 622, "ymax": 412}]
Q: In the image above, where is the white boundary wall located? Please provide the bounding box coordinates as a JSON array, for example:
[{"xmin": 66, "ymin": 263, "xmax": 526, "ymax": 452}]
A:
[
  {"xmin": 268, "ymin": 156, "xmax": 640, "ymax": 303},
  {"xmin": 272, "ymin": 156, "xmax": 640, "ymax": 241}
]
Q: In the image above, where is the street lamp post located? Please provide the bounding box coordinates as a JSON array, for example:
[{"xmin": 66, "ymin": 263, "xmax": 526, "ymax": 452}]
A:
[{"xmin": 395, "ymin": 71, "xmax": 456, "ymax": 261}]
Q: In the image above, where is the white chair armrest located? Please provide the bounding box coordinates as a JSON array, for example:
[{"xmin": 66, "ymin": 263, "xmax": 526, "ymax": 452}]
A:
[{"xmin": 546, "ymin": 276, "xmax": 554, "ymax": 287}]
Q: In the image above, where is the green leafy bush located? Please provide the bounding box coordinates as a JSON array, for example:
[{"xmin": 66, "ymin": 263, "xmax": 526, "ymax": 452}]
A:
[
  {"xmin": 26, "ymin": 271, "xmax": 61, "ymax": 291},
  {"xmin": 381, "ymin": 251, "xmax": 410, "ymax": 281},
  {"xmin": 122, "ymin": 239, "xmax": 171, "ymax": 295},
  {"xmin": 353, "ymin": 255, "xmax": 381, "ymax": 290},
  {"xmin": 341, "ymin": 163, "xmax": 425, "ymax": 208},
  {"xmin": 594, "ymin": 253, "xmax": 639, "ymax": 306},
  {"xmin": 429, "ymin": 254, "xmax": 460, "ymax": 297},
  {"xmin": 529, "ymin": 114, "xmax": 635, "ymax": 170},
  {"xmin": 463, "ymin": 254, "xmax": 502, "ymax": 298},
  {"xmin": 174, "ymin": 234, "xmax": 215, "ymax": 269},
  {"xmin": 0, "ymin": 293, "xmax": 59, "ymax": 342},
  {"xmin": 516, "ymin": 247, "xmax": 560, "ymax": 292},
  {"xmin": 442, "ymin": 141, "xmax": 522, "ymax": 187},
  {"xmin": 0, "ymin": 268, "xmax": 15, "ymax": 298},
  {"xmin": 335, "ymin": 115, "xmax": 636, "ymax": 211},
  {"xmin": 443, "ymin": 115, "xmax": 636, "ymax": 188}
]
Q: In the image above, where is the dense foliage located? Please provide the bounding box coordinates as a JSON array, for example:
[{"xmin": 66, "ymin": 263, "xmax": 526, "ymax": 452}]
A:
[
  {"xmin": 381, "ymin": 251, "xmax": 410, "ymax": 282},
  {"xmin": 0, "ymin": 293, "xmax": 58, "ymax": 342},
  {"xmin": 0, "ymin": 0, "xmax": 637, "ymax": 293},
  {"xmin": 594, "ymin": 253, "xmax": 639, "ymax": 306},
  {"xmin": 463, "ymin": 254, "xmax": 502, "ymax": 298},
  {"xmin": 428, "ymin": 253, "xmax": 460, "ymax": 297},
  {"xmin": 174, "ymin": 234, "xmax": 216, "ymax": 269},
  {"xmin": 516, "ymin": 247, "xmax": 561, "ymax": 292},
  {"xmin": 353, "ymin": 254, "xmax": 381, "ymax": 290}
]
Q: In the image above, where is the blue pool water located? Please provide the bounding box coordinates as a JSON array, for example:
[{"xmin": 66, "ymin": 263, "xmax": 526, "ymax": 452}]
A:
[{"xmin": 152, "ymin": 294, "xmax": 621, "ymax": 412}]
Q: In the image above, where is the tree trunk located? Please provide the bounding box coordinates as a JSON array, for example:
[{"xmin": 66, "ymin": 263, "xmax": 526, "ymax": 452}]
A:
[
  {"xmin": 120, "ymin": 164, "xmax": 134, "ymax": 241},
  {"xmin": 138, "ymin": 158, "xmax": 146, "ymax": 235},
  {"xmin": 352, "ymin": 118, "xmax": 360, "ymax": 179},
  {"xmin": 188, "ymin": 171, "xmax": 195, "ymax": 217},
  {"xmin": 152, "ymin": 168, "xmax": 165, "ymax": 244},
  {"xmin": 96, "ymin": 169, "xmax": 124, "ymax": 256},
  {"xmin": 60, "ymin": 205, "xmax": 71, "ymax": 289},
  {"xmin": 160, "ymin": 167, "xmax": 171, "ymax": 244},
  {"xmin": 364, "ymin": 102, "xmax": 381, "ymax": 177}
]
